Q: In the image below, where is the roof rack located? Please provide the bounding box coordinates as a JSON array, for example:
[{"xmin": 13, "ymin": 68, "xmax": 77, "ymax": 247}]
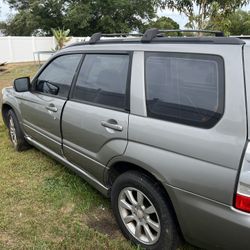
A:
[
  {"xmin": 89, "ymin": 32, "xmax": 102, "ymax": 44},
  {"xmin": 66, "ymin": 29, "xmax": 243, "ymax": 48},
  {"xmin": 88, "ymin": 32, "xmax": 143, "ymax": 44},
  {"xmin": 141, "ymin": 28, "xmax": 224, "ymax": 42}
]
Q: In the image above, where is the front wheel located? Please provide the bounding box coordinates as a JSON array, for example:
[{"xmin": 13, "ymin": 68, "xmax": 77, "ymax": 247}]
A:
[
  {"xmin": 111, "ymin": 171, "xmax": 181, "ymax": 250},
  {"xmin": 7, "ymin": 110, "xmax": 30, "ymax": 151}
]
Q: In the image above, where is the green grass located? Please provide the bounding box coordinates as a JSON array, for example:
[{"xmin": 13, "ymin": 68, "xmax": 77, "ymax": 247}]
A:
[
  {"xmin": 0, "ymin": 118, "xmax": 136, "ymax": 249},
  {"xmin": 0, "ymin": 63, "xmax": 198, "ymax": 249},
  {"xmin": 0, "ymin": 63, "xmax": 40, "ymax": 90}
]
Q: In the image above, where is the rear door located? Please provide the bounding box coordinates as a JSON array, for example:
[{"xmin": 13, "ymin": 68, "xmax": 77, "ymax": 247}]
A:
[
  {"xmin": 128, "ymin": 47, "xmax": 247, "ymax": 205},
  {"xmin": 20, "ymin": 54, "xmax": 82, "ymax": 155},
  {"xmin": 62, "ymin": 53, "xmax": 131, "ymax": 181}
]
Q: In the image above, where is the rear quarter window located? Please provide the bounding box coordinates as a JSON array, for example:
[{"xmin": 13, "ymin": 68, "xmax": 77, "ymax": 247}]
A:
[{"xmin": 145, "ymin": 52, "xmax": 225, "ymax": 128}]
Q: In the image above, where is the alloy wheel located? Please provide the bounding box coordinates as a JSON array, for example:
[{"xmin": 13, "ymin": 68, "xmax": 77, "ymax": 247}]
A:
[
  {"xmin": 118, "ymin": 187, "xmax": 161, "ymax": 245},
  {"xmin": 9, "ymin": 116, "xmax": 17, "ymax": 146}
]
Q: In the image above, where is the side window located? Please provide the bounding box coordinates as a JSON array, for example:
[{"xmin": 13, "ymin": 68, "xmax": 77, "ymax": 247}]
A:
[
  {"xmin": 72, "ymin": 54, "xmax": 130, "ymax": 110},
  {"xmin": 145, "ymin": 52, "xmax": 224, "ymax": 128},
  {"xmin": 36, "ymin": 54, "xmax": 82, "ymax": 98}
]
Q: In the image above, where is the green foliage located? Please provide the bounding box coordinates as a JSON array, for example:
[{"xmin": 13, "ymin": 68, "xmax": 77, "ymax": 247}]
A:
[
  {"xmin": 51, "ymin": 28, "xmax": 71, "ymax": 50},
  {"xmin": 144, "ymin": 16, "xmax": 179, "ymax": 30},
  {"xmin": 143, "ymin": 16, "xmax": 180, "ymax": 36},
  {"xmin": 2, "ymin": 0, "xmax": 159, "ymax": 36},
  {"xmin": 0, "ymin": 10, "xmax": 39, "ymax": 36},
  {"xmin": 161, "ymin": 0, "xmax": 250, "ymax": 30},
  {"xmin": 65, "ymin": 0, "xmax": 157, "ymax": 35},
  {"xmin": 229, "ymin": 10, "xmax": 250, "ymax": 35},
  {"xmin": 2, "ymin": 0, "xmax": 68, "ymax": 36},
  {"xmin": 209, "ymin": 10, "xmax": 250, "ymax": 35},
  {"xmin": 63, "ymin": 3, "xmax": 91, "ymax": 36}
]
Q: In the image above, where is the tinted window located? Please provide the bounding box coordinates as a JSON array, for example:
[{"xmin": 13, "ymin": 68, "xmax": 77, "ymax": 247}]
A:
[
  {"xmin": 145, "ymin": 53, "xmax": 224, "ymax": 128},
  {"xmin": 36, "ymin": 54, "xmax": 82, "ymax": 98},
  {"xmin": 73, "ymin": 54, "xmax": 130, "ymax": 110}
]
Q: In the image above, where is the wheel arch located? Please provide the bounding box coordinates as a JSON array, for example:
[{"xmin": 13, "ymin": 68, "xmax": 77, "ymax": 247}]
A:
[
  {"xmin": 1, "ymin": 103, "xmax": 25, "ymax": 135},
  {"xmin": 2, "ymin": 103, "xmax": 14, "ymax": 127},
  {"xmin": 106, "ymin": 160, "xmax": 184, "ymax": 240}
]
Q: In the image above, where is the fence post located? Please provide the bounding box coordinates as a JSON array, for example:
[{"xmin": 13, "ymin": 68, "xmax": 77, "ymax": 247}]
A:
[
  {"xmin": 32, "ymin": 36, "xmax": 36, "ymax": 52},
  {"xmin": 52, "ymin": 36, "xmax": 56, "ymax": 50},
  {"xmin": 8, "ymin": 36, "xmax": 13, "ymax": 62},
  {"xmin": 32, "ymin": 36, "xmax": 36, "ymax": 62}
]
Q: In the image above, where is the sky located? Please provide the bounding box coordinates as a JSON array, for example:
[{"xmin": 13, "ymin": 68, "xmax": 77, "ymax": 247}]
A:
[{"xmin": 0, "ymin": 0, "xmax": 250, "ymax": 28}]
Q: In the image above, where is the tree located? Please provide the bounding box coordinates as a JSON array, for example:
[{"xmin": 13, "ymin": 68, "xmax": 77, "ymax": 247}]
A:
[
  {"xmin": 144, "ymin": 16, "xmax": 179, "ymax": 31},
  {"xmin": 2, "ymin": 0, "xmax": 159, "ymax": 36},
  {"xmin": 142, "ymin": 16, "xmax": 180, "ymax": 36},
  {"xmin": 51, "ymin": 28, "xmax": 71, "ymax": 50},
  {"xmin": 0, "ymin": 10, "xmax": 39, "ymax": 36},
  {"xmin": 209, "ymin": 10, "xmax": 250, "ymax": 35},
  {"xmin": 160, "ymin": 0, "xmax": 250, "ymax": 30},
  {"xmin": 229, "ymin": 10, "xmax": 250, "ymax": 35},
  {"xmin": 63, "ymin": 3, "xmax": 91, "ymax": 36},
  {"xmin": 1, "ymin": 0, "xmax": 66, "ymax": 35}
]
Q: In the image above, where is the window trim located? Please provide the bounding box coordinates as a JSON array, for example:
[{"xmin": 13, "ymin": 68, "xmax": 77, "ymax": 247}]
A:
[
  {"xmin": 144, "ymin": 52, "xmax": 225, "ymax": 129},
  {"xmin": 69, "ymin": 51, "xmax": 133, "ymax": 112},
  {"xmin": 31, "ymin": 53, "xmax": 84, "ymax": 99}
]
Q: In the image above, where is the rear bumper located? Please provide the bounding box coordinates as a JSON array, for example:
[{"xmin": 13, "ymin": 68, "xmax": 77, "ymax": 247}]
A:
[{"xmin": 164, "ymin": 183, "xmax": 250, "ymax": 250}]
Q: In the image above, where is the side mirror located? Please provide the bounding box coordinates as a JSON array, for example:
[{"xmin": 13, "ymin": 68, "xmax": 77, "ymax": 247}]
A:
[{"xmin": 14, "ymin": 77, "xmax": 30, "ymax": 92}]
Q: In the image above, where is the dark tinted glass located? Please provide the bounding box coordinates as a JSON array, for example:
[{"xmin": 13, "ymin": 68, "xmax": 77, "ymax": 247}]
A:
[
  {"xmin": 73, "ymin": 54, "xmax": 130, "ymax": 110},
  {"xmin": 145, "ymin": 53, "xmax": 224, "ymax": 128},
  {"xmin": 36, "ymin": 54, "xmax": 82, "ymax": 98},
  {"xmin": 14, "ymin": 77, "xmax": 30, "ymax": 92}
]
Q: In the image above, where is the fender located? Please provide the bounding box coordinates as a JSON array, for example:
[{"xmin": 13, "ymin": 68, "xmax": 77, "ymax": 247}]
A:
[{"xmin": 1, "ymin": 87, "xmax": 26, "ymax": 134}]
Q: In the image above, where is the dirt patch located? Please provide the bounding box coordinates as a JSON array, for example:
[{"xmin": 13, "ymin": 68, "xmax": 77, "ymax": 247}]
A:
[
  {"xmin": 60, "ymin": 202, "xmax": 75, "ymax": 214},
  {"xmin": 85, "ymin": 207, "xmax": 123, "ymax": 239},
  {"xmin": 0, "ymin": 73, "xmax": 12, "ymax": 91},
  {"xmin": 0, "ymin": 232, "xmax": 17, "ymax": 248}
]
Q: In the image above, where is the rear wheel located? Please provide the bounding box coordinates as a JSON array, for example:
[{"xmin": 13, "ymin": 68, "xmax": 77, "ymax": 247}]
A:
[
  {"xmin": 7, "ymin": 110, "xmax": 30, "ymax": 151},
  {"xmin": 111, "ymin": 171, "xmax": 181, "ymax": 250}
]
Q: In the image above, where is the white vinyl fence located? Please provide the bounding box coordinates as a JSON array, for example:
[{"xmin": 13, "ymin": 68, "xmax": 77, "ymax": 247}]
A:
[{"xmin": 0, "ymin": 36, "xmax": 88, "ymax": 63}]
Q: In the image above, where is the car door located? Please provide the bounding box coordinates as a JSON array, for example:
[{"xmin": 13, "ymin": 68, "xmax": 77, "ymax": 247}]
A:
[
  {"xmin": 62, "ymin": 53, "xmax": 131, "ymax": 181},
  {"xmin": 20, "ymin": 54, "xmax": 82, "ymax": 155}
]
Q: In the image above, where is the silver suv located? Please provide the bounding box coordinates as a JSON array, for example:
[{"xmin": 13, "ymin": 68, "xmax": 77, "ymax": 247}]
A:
[{"xmin": 1, "ymin": 29, "xmax": 250, "ymax": 250}]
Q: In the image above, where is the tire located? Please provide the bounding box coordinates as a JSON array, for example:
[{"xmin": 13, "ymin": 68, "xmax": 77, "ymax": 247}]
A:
[
  {"xmin": 7, "ymin": 109, "xmax": 30, "ymax": 151},
  {"xmin": 111, "ymin": 171, "xmax": 181, "ymax": 250}
]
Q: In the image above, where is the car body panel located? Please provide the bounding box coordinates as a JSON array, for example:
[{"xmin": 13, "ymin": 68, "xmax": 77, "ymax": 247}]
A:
[
  {"xmin": 164, "ymin": 183, "xmax": 250, "ymax": 250},
  {"xmin": 62, "ymin": 101, "xmax": 129, "ymax": 181},
  {"xmin": 18, "ymin": 91, "xmax": 66, "ymax": 155},
  {"xmin": 1, "ymin": 88, "xmax": 24, "ymax": 130},
  {"xmin": 242, "ymin": 41, "xmax": 250, "ymax": 138},
  {"xmin": 127, "ymin": 45, "xmax": 247, "ymax": 205},
  {"xmin": 109, "ymin": 141, "xmax": 238, "ymax": 204}
]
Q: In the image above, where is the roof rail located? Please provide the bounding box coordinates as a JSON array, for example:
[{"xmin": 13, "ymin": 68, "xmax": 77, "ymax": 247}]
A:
[
  {"xmin": 231, "ymin": 35, "xmax": 250, "ymax": 39},
  {"xmin": 88, "ymin": 32, "xmax": 143, "ymax": 44},
  {"xmin": 65, "ymin": 30, "xmax": 243, "ymax": 48},
  {"xmin": 142, "ymin": 28, "xmax": 224, "ymax": 42}
]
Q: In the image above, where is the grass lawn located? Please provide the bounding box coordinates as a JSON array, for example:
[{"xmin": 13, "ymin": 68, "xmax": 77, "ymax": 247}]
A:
[{"xmin": 0, "ymin": 63, "xmax": 197, "ymax": 249}]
